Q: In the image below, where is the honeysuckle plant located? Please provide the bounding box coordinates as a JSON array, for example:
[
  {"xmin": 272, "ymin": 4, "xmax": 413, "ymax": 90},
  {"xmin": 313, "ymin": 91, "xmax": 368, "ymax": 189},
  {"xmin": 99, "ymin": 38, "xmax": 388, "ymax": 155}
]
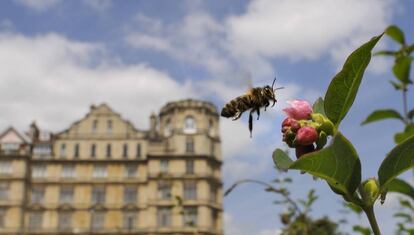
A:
[
  {"xmin": 360, "ymin": 25, "xmax": 414, "ymax": 234},
  {"xmin": 273, "ymin": 30, "xmax": 414, "ymax": 235}
]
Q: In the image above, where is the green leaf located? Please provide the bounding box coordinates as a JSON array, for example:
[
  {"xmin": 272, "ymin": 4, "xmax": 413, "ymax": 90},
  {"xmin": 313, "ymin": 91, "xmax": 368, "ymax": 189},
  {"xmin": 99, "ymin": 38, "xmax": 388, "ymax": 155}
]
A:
[
  {"xmin": 312, "ymin": 97, "xmax": 326, "ymax": 116},
  {"xmin": 374, "ymin": 50, "xmax": 397, "ymax": 56},
  {"xmin": 387, "ymin": 178, "xmax": 414, "ymax": 200},
  {"xmin": 274, "ymin": 133, "xmax": 361, "ymax": 195},
  {"xmin": 385, "ymin": 25, "xmax": 406, "ymax": 45},
  {"xmin": 361, "ymin": 109, "xmax": 403, "ymax": 125},
  {"xmin": 409, "ymin": 108, "xmax": 414, "ymax": 120},
  {"xmin": 353, "ymin": 225, "xmax": 372, "ymax": 235},
  {"xmin": 394, "ymin": 124, "xmax": 414, "ymax": 144},
  {"xmin": 390, "ymin": 80, "xmax": 404, "ymax": 90},
  {"xmin": 324, "ymin": 34, "xmax": 383, "ymax": 126},
  {"xmin": 408, "ymin": 43, "xmax": 414, "ymax": 54},
  {"xmin": 272, "ymin": 149, "xmax": 294, "ymax": 171},
  {"xmin": 378, "ymin": 134, "xmax": 414, "ymax": 192},
  {"xmin": 393, "ymin": 56, "xmax": 412, "ymax": 84}
]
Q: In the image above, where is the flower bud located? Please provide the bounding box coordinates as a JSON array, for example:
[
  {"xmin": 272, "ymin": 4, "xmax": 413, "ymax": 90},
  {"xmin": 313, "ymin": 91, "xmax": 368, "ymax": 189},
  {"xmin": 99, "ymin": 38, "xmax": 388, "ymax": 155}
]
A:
[
  {"xmin": 319, "ymin": 119, "xmax": 335, "ymax": 136},
  {"xmin": 316, "ymin": 131, "xmax": 327, "ymax": 149},
  {"xmin": 283, "ymin": 130, "xmax": 296, "ymax": 148},
  {"xmin": 295, "ymin": 126, "xmax": 318, "ymax": 146},
  {"xmin": 283, "ymin": 100, "xmax": 313, "ymax": 120},
  {"xmin": 362, "ymin": 178, "xmax": 379, "ymax": 205},
  {"xmin": 295, "ymin": 144, "xmax": 315, "ymax": 159},
  {"xmin": 282, "ymin": 117, "xmax": 300, "ymax": 131}
]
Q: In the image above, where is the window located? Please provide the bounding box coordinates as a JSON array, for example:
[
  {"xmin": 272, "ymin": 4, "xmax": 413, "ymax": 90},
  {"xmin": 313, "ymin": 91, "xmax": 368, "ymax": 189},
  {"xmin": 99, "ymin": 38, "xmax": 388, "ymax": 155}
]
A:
[
  {"xmin": 183, "ymin": 116, "xmax": 196, "ymax": 134},
  {"xmin": 208, "ymin": 119, "xmax": 215, "ymax": 136},
  {"xmin": 211, "ymin": 141, "xmax": 215, "ymax": 156},
  {"xmin": 136, "ymin": 144, "xmax": 141, "ymax": 159},
  {"xmin": 123, "ymin": 144, "xmax": 128, "ymax": 158},
  {"xmin": 91, "ymin": 211, "xmax": 105, "ymax": 230},
  {"xmin": 186, "ymin": 160, "xmax": 194, "ymax": 174},
  {"xmin": 212, "ymin": 210, "xmax": 219, "ymax": 229},
  {"xmin": 32, "ymin": 165, "xmax": 46, "ymax": 178},
  {"xmin": 28, "ymin": 212, "xmax": 43, "ymax": 229},
  {"xmin": 74, "ymin": 144, "xmax": 79, "ymax": 158},
  {"xmin": 0, "ymin": 184, "xmax": 8, "ymax": 200},
  {"xmin": 183, "ymin": 207, "xmax": 197, "ymax": 226},
  {"xmin": 124, "ymin": 187, "xmax": 137, "ymax": 204},
  {"xmin": 33, "ymin": 144, "xmax": 51, "ymax": 157},
  {"xmin": 31, "ymin": 187, "xmax": 44, "ymax": 204},
  {"xmin": 60, "ymin": 144, "xmax": 66, "ymax": 157},
  {"xmin": 0, "ymin": 209, "xmax": 5, "ymax": 228},
  {"xmin": 184, "ymin": 181, "xmax": 197, "ymax": 200},
  {"xmin": 61, "ymin": 165, "xmax": 75, "ymax": 178},
  {"xmin": 91, "ymin": 144, "xmax": 96, "ymax": 158},
  {"xmin": 59, "ymin": 187, "xmax": 74, "ymax": 204},
  {"xmin": 210, "ymin": 185, "xmax": 217, "ymax": 203},
  {"xmin": 157, "ymin": 207, "xmax": 171, "ymax": 227},
  {"xmin": 1, "ymin": 143, "xmax": 19, "ymax": 153},
  {"xmin": 92, "ymin": 120, "xmax": 98, "ymax": 133},
  {"xmin": 107, "ymin": 120, "xmax": 113, "ymax": 134},
  {"xmin": 0, "ymin": 161, "xmax": 12, "ymax": 174},
  {"xmin": 186, "ymin": 137, "xmax": 194, "ymax": 153},
  {"xmin": 93, "ymin": 165, "xmax": 107, "ymax": 178},
  {"xmin": 92, "ymin": 187, "xmax": 105, "ymax": 204},
  {"xmin": 164, "ymin": 119, "xmax": 172, "ymax": 136},
  {"xmin": 160, "ymin": 160, "xmax": 168, "ymax": 174},
  {"xmin": 124, "ymin": 165, "xmax": 137, "ymax": 178},
  {"xmin": 106, "ymin": 144, "xmax": 111, "ymax": 158},
  {"xmin": 158, "ymin": 182, "xmax": 171, "ymax": 200},
  {"xmin": 58, "ymin": 211, "xmax": 72, "ymax": 230},
  {"xmin": 123, "ymin": 212, "xmax": 137, "ymax": 230}
]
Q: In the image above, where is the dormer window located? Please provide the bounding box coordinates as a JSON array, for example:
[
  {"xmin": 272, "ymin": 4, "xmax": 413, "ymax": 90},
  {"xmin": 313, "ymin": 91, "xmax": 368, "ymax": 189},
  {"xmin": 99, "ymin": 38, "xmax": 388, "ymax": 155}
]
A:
[
  {"xmin": 183, "ymin": 116, "xmax": 196, "ymax": 134},
  {"xmin": 164, "ymin": 119, "xmax": 172, "ymax": 137},
  {"xmin": 107, "ymin": 120, "xmax": 113, "ymax": 134},
  {"xmin": 92, "ymin": 120, "xmax": 98, "ymax": 133}
]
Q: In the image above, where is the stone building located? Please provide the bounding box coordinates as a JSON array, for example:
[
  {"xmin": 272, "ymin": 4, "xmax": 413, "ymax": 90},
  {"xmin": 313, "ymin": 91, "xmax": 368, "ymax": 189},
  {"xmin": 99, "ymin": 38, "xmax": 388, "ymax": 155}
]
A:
[{"xmin": 0, "ymin": 99, "xmax": 223, "ymax": 235}]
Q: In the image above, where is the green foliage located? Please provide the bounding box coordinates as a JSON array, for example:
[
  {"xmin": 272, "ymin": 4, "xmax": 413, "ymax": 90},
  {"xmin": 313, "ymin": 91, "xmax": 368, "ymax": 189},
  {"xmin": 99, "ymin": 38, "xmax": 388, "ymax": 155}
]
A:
[
  {"xmin": 393, "ymin": 56, "xmax": 412, "ymax": 85},
  {"xmin": 324, "ymin": 34, "xmax": 382, "ymax": 127},
  {"xmin": 395, "ymin": 124, "xmax": 414, "ymax": 144},
  {"xmin": 387, "ymin": 178, "xmax": 414, "ymax": 201},
  {"xmin": 274, "ymin": 133, "xmax": 361, "ymax": 196},
  {"xmin": 281, "ymin": 215, "xmax": 341, "ymax": 235},
  {"xmin": 361, "ymin": 109, "xmax": 404, "ymax": 125},
  {"xmin": 378, "ymin": 135, "xmax": 414, "ymax": 191},
  {"xmin": 353, "ymin": 225, "xmax": 372, "ymax": 235},
  {"xmin": 385, "ymin": 25, "xmax": 406, "ymax": 45}
]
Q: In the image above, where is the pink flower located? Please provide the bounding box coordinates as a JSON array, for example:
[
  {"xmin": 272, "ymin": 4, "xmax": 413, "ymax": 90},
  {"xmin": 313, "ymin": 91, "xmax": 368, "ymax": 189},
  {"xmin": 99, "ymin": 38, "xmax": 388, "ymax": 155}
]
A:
[
  {"xmin": 281, "ymin": 117, "xmax": 300, "ymax": 132},
  {"xmin": 283, "ymin": 100, "xmax": 313, "ymax": 120},
  {"xmin": 295, "ymin": 126, "xmax": 318, "ymax": 146}
]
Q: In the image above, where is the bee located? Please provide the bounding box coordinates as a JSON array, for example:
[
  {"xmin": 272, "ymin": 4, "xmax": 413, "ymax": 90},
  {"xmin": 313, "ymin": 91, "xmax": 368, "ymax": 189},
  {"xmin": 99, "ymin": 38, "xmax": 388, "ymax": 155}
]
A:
[{"xmin": 221, "ymin": 78, "xmax": 283, "ymax": 137}]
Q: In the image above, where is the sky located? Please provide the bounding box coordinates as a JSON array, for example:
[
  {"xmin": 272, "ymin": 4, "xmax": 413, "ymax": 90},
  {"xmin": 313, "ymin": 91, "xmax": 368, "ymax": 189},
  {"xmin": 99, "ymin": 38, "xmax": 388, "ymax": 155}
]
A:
[{"xmin": 0, "ymin": 0, "xmax": 413, "ymax": 234}]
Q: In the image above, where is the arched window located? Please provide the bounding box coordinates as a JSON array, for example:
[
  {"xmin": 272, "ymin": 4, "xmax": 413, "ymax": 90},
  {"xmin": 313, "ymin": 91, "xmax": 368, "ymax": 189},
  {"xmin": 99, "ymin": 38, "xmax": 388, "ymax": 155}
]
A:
[
  {"xmin": 183, "ymin": 116, "xmax": 196, "ymax": 134},
  {"xmin": 107, "ymin": 120, "xmax": 113, "ymax": 134},
  {"xmin": 91, "ymin": 144, "xmax": 96, "ymax": 158},
  {"xmin": 164, "ymin": 119, "xmax": 172, "ymax": 137},
  {"xmin": 74, "ymin": 144, "xmax": 79, "ymax": 158},
  {"xmin": 92, "ymin": 120, "xmax": 98, "ymax": 133},
  {"xmin": 106, "ymin": 144, "xmax": 111, "ymax": 158},
  {"xmin": 208, "ymin": 119, "xmax": 214, "ymax": 136}
]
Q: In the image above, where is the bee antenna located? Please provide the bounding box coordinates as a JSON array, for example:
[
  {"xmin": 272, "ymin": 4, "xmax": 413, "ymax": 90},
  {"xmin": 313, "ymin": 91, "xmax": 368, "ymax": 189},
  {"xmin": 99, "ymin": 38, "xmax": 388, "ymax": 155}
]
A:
[
  {"xmin": 271, "ymin": 77, "xmax": 277, "ymax": 89},
  {"xmin": 274, "ymin": 87, "xmax": 284, "ymax": 91}
]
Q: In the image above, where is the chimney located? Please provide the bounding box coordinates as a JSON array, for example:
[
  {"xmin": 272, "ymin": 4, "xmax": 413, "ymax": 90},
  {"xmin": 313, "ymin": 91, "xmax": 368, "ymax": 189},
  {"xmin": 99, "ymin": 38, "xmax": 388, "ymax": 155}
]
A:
[
  {"xmin": 28, "ymin": 121, "xmax": 40, "ymax": 142},
  {"xmin": 149, "ymin": 113, "xmax": 158, "ymax": 138}
]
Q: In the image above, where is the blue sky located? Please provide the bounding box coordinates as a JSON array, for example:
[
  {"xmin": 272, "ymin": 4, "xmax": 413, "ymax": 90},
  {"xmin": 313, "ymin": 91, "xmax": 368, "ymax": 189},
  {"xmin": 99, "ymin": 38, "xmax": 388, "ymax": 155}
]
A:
[{"xmin": 0, "ymin": 0, "xmax": 414, "ymax": 234}]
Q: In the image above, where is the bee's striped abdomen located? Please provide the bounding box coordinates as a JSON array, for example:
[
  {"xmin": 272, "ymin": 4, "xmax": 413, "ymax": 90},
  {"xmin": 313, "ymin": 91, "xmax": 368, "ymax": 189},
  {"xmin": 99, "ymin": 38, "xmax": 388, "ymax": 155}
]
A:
[{"xmin": 221, "ymin": 95, "xmax": 252, "ymax": 118}]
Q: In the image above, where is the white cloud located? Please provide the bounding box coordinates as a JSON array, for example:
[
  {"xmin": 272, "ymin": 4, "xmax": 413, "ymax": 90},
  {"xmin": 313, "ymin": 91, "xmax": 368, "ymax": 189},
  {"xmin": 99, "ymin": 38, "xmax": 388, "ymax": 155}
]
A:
[
  {"xmin": 125, "ymin": 0, "xmax": 395, "ymax": 81},
  {"xmin": 13, "ymin": 0, "xmax": 60, "ymax": 11},
  {"xmin": 0, "ymin": 32, "xmax": 196, "ymax": 132}
]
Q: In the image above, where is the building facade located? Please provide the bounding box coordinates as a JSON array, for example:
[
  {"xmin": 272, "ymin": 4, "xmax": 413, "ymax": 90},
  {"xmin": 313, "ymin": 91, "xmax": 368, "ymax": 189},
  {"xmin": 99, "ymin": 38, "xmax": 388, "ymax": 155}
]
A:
[{"xmin": 0, "ymin": 99, "xmax": 223, "ymax": 235}]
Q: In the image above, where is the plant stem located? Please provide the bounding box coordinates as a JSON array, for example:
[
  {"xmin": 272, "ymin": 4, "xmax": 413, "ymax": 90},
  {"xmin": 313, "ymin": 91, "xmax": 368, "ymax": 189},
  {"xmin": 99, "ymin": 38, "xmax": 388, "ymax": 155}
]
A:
[
  {"xmin": 402, "ymin": 88, "xmax": 410, "ymax": 125},
  {"xmin": 363, "ymin": 206, "xmax": 381, "ymax": 235}
]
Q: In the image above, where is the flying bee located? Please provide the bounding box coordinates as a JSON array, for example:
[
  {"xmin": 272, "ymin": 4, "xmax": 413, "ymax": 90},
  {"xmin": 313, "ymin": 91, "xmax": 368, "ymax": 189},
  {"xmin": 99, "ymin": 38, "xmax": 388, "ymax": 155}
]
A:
[{"xmin": 221, "ymin": 78, "xmax": 283, "ymax": 137}]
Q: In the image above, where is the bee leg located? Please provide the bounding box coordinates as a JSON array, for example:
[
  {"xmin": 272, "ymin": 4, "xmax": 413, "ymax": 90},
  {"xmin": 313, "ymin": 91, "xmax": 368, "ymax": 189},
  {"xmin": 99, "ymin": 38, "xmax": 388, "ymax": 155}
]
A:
[
  {"xmin": 271, "ymin": 99, "xmax": 276, "ymax": 107},
  {"xmin": 256, "ymin": 108, "xmax": 260, "ymax": 120},
  {"xmin": 232, "ymin": 111, "xmax": 242, "ymax": 121},
  {"xmin": 249, "ymin": 110, "xmax": 253, "ymax": 138},
  {"xmin": 264, "ymin": 101, "xmax": 270, "ymax": 111}
]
